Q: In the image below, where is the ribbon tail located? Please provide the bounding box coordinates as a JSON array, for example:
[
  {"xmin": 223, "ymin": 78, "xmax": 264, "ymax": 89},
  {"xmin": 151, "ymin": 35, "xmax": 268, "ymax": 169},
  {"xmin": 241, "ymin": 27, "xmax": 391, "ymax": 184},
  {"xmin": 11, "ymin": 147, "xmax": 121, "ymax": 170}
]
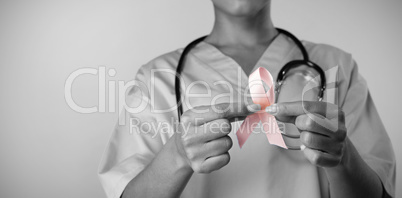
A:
[
  {"xmin": 259, "ymin": 113, "xmax": 288, "ymax": 149},
  {"xmin": 236, "ymin": 113, "xmax": 259, "ymax": 148}
]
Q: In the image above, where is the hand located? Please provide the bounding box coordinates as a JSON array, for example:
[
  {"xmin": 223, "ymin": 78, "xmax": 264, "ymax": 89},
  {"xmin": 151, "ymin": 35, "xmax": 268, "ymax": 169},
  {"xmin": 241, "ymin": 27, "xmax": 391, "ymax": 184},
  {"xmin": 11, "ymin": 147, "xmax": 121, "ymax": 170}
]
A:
[
  {"xmin": 175, "ymin": 103, "xmax": 259, "ymax": 173},
  {"xmin": 266, "ymin": 101, "xmax": 347, "ymax": 167}
]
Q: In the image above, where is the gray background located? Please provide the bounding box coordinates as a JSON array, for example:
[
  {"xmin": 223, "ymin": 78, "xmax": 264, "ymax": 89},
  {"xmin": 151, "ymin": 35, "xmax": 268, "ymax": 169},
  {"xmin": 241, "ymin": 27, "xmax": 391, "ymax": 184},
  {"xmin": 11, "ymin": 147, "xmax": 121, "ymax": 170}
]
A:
[{"xmin": 0, "ymin": 0, "xmax": 401, "ymax": 197}]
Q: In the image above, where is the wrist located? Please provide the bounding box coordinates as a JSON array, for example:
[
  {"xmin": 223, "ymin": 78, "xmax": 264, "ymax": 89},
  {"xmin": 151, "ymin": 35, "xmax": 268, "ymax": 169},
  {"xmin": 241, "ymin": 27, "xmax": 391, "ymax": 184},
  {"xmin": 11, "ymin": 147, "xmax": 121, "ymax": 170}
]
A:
[
  {"xmin": 321, "ymin": 135, "xmax": 383, "ymax": 198},
  {"xmin": 167, "ymin": 134, "xmax": 193, "ymax": 174},
  {"xmin": 324, "ymin": 137, "xmax": 356, "ymax": 177}
]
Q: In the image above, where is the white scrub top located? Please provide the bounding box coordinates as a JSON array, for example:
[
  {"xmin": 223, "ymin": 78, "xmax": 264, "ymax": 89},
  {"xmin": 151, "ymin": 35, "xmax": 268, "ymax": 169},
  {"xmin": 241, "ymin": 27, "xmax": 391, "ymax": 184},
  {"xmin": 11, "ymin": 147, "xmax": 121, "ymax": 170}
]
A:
[{"xmin": 98, "ymin": 34, "xmax": 395, "ymax": 198}]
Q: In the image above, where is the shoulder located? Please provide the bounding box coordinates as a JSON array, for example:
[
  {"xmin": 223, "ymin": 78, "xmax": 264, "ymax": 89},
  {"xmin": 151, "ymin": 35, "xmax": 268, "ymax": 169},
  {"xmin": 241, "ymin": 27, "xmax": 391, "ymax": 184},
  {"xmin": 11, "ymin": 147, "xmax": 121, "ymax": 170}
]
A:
[
  {"xmin": 301, "ymin": 40, "xmax": 358, "ymax": 83},
  {"xmin": 301, "ymin": 40, "xmax": 368, "ymax": 105},
  {"xmin": 136, "ymin": 48, "xmax": 183, "ymax": 79},
  {"xmin": 131, "ymin": 48, "xmax": 184, "ymax": 100},
  {"xmin": 303, "ymin": 40, "xmax": 349, "ymax": 57},
  {"xmin": 302, "ymin": 40, "xmax": 354, "ymax": 70}
]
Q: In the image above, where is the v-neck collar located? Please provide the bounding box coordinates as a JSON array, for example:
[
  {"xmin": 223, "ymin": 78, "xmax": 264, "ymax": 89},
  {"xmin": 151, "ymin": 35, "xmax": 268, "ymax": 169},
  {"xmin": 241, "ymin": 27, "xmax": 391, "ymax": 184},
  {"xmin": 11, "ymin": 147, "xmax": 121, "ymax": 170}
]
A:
[{"xmin": 190, "ymin": 33, "xmax": 298, "ymax": 85}]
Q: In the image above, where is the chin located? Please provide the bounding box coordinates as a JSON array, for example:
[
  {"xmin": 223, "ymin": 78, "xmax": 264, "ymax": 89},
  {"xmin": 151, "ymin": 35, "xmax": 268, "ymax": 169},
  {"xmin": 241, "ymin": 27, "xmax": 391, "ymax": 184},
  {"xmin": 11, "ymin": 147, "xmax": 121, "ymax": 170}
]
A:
[{"xmin": 212, "ymin": 0, "xmax": 271, "ymax": 17}]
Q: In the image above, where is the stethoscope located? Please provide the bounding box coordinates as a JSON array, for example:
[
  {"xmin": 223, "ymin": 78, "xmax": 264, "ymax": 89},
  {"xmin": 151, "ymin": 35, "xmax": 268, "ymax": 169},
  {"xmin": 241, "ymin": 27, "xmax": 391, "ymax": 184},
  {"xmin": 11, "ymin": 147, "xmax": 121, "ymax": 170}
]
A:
[{"xmin": 174, "ymin": 28, "xmax": 326, "ymax": 149}]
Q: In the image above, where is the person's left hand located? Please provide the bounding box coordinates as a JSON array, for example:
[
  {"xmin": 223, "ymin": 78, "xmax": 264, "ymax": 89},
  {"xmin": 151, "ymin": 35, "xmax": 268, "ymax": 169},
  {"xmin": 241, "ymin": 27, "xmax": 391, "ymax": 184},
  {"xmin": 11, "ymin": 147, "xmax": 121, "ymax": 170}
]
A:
[{"xmin": 266, "ymin": 101, "xmax": 347, "ymax": 167}]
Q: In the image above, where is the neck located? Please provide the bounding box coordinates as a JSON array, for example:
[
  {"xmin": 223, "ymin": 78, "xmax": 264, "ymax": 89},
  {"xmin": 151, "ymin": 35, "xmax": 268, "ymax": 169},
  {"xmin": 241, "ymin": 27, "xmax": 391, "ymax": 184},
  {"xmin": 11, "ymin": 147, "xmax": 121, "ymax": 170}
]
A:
[{"xmin": 205, "ymin": 5, "xmax": 277, "ymax": 48}]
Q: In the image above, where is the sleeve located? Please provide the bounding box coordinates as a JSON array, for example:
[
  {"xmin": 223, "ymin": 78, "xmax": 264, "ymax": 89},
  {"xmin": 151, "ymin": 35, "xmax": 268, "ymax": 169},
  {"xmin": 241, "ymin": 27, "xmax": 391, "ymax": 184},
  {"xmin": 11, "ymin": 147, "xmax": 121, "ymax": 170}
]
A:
[
  {"xmin": 339, "ymin": 58, "xmax": 396, "ymax": 197},
  {"xmin": 97, "ymin": 66, "xmax": 167, "ymax": 198}
]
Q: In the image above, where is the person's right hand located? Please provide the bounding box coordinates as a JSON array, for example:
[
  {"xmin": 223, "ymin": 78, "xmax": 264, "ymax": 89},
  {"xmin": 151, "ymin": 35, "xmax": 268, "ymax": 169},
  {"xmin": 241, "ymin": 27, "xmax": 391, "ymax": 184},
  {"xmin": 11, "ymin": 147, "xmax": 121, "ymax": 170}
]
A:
[{"xmin": 174, "ymin": 103, "xmax": 260, "ymax": 174}]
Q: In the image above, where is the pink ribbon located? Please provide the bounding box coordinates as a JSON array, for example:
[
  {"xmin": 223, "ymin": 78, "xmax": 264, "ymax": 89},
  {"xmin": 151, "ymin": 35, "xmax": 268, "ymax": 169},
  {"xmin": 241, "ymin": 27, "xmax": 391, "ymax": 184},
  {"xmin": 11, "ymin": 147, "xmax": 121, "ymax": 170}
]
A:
[{"xmin": 236, "ymin": 67, "xmax": 287, "ymax": 149}]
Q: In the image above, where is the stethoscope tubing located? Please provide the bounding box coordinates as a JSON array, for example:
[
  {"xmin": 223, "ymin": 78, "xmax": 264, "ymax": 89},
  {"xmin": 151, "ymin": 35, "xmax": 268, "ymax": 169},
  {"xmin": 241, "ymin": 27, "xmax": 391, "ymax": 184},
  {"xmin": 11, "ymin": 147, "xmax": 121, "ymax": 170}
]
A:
[{"xmin": 174, "ymin": 28, "xmax": 327, "ymax": 150}]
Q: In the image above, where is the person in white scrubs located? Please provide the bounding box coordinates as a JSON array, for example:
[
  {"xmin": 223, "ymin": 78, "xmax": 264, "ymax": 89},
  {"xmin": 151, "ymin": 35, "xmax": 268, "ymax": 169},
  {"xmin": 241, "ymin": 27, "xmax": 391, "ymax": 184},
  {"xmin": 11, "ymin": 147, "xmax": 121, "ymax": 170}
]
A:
[{"xmin": 98, "ymin": 1, "xmax": 396, "ymax": 198}]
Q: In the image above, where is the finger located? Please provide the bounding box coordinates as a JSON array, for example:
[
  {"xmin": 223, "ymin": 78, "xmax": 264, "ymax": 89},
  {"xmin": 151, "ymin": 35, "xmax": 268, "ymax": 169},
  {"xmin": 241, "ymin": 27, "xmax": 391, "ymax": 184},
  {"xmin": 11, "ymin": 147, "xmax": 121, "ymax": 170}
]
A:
[
  {"xmin": 190, "ymin": 118, "xmax": 232, "ymax": 141},
  {"xmin": 302, "ymin": 147, "xmax": 341, "ymax": 167},
  {"xmin": 266, "ymin": 101, "xmax": 340, "ymax": 121},
  {"xmin": 300, "ymin": 131, "xmax": 342, "ymax": 155},
  {"xmin": 203, "ymin": 135, "xmax": 233, "ymax": 156},
  {"xmin": 295, "ymin": 114, "xmax": 338, "ymax": 136},
  {"xmin": 199, "ymin": 119, "xmax": 232, "ymax": 141},
  {"xmin": 181, "ymin": 119, "xmax": 231, "ymax": 146},
  {"xmin": 198, "ymin": 153, "xmax": 231, "ymax": 173},
  {"xmin": 296, "ymin": 114, "xmax": 347, "ymax": 141},
  {"xmin": 183, "ymin": 103, "xmax": 261, "ymax": 126}
]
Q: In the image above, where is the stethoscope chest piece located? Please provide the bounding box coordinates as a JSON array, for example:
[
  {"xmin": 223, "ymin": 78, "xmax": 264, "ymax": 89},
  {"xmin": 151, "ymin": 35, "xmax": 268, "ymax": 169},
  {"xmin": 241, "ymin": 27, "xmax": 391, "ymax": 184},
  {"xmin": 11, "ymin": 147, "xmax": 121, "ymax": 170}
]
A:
[{"xmin": 275, "ymin": 60, "xmax": 326, "ymax": 103}]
